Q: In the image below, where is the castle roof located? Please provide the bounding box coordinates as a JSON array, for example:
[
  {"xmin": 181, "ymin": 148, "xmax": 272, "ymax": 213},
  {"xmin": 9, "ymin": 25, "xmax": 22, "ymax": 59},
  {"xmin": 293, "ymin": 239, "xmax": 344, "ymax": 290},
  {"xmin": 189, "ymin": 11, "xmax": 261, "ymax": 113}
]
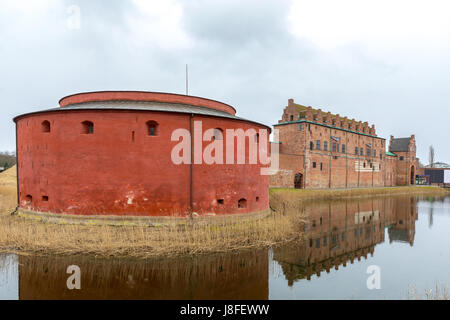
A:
[
  {"xmin": 389, "ymin": 138, "xmax": 411, "ymax": 152},
  {"xmin": 294, "ymin": 103, "xmax": 358, "ymax": 124}
]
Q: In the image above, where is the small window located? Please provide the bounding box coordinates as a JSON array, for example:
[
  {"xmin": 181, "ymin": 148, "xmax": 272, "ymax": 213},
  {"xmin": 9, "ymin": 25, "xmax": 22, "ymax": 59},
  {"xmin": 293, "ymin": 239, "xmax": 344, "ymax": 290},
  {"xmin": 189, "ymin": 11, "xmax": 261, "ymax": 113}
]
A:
[
  {"xmin": 355, "ymin": 147, "xmax": 358, "ymax": 155},
  {"xmin": 360, "ymin": 147, "xmax": 364, "ymax": 156},
  {"xmin": 320, "ymin": 163, "xmax": 323, "ymax": 171},
  {"xmin": 366, "ymin": 149, "xmax": 371, "ymax": 156},
  {"xmin": 213, "ymin": 128, "xmax": 223, "ymax": 140},
  {"xmin": 41, "ymin": 121, "xmax": 51, "ymax": 133},
  {"xmin": 238, "ymin": 198, "xmax": 247, "ymax": 209},
  {"xmin": 290, "ymin": 115, "xmax": 294, "ymax": 121},
  {"xmin": 363, "ymin": 162, "xmax": 366, "ymax": 168},
  {"xmin": 256, "ymin": 196, "xmax": 260, "ymax": 202},
  {"xmin": 42, "ymin": 196, "xmax": 49, "ymax": 202},
  {"xmin": 316, "ymin": 140, "xmax": 321, "ymax": 150},
  {"xmin": 313, "ymin": 162, "xmax": 317, "ymax": 168},
  {"xmin": 323, "ymin": 141, "xmax": 328, "ymax": 151},
  {"xmin": 400, "ymin": 156, "xmax": 404, "ymax": 161},
  {"xmin": 25, "ymin": 195, "xmax": 32, "ymax": 205},
  {"xmin": 255, "ymin": 133, "xmax": 259, "ymax": 143},
  {"xmin": 310, "ymin": 142, "xmax": 314, "ymax": 150},
  {"xmin": 323, "ymin": 236, "xmax": 327, "ymax": 246},
  {"xmin": 298, "ymin": 123, "xmax": 303, "ymax": 131},
  {"xmin": 342, "ymin": 144, "xmax": 346, "ymax": 153},
  {"xmin": 373, "ymin": 149, "xmax": 377, "ymax": 157},
  {"xmin": 332, "ymin": 143, "xmax": 337, "ymax": 152},
  {"xmin": 146, "ymin": 121, "xmax": 159, "ymax": 136},
  {"xmin": 217, "ymin": 199, "xmax": 224, "ymax": 205},
  {"xmin": 81, "ymin": 121, "xmax": 94, "ymax": 134}
]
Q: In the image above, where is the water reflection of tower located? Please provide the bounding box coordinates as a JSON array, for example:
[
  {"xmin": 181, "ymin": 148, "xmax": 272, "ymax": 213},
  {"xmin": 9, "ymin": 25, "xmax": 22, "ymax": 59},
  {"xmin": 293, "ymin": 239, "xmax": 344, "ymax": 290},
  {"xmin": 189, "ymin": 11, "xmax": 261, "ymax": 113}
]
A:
[
  {"xmin": 387, "ymin": 197, "xmax": 418, "ymax": 246},
  {"xmin": 18, "ymin": 249, "xmax": 269, "ymax": 300},
  {"xmin": 272, "ymin": 196, "xmax": 418, "ymax": 286}
]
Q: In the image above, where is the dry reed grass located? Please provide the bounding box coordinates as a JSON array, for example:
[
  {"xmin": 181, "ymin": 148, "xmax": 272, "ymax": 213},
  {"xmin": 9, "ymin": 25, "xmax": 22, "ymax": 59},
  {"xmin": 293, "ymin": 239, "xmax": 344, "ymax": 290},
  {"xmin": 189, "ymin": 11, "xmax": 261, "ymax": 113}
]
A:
[
  {"xmin": 0, "ymin": 210, "xmax": 304, "ymax": 258},
  {"xmin": 408, "ymin": 283, "xmax": 449, "ymax": 300}
]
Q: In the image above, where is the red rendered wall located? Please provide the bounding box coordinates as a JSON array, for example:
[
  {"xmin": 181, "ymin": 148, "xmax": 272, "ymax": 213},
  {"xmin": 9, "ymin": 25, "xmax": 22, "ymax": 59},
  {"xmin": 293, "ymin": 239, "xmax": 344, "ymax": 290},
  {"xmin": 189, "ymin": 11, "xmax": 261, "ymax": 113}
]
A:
[{"xmin": 16, "ymin": 110, "xmax": 269, "ymax": 217}]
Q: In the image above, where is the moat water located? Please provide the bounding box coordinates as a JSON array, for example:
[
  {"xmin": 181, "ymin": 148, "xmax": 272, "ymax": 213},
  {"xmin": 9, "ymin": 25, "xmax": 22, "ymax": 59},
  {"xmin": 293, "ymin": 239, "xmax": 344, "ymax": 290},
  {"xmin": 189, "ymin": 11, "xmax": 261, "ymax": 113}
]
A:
[{"xmin": 0, "ymin": 195, "xmax": 449, "ymax": 300}]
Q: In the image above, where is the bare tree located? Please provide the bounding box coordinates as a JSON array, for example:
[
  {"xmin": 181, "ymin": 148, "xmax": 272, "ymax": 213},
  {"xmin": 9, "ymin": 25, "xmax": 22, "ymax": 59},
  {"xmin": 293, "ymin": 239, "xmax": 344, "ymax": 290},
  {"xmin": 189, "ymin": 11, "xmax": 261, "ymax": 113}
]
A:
[{"xmin": 429, "ymin": 145, "xmax": 435, "ymax": 167}]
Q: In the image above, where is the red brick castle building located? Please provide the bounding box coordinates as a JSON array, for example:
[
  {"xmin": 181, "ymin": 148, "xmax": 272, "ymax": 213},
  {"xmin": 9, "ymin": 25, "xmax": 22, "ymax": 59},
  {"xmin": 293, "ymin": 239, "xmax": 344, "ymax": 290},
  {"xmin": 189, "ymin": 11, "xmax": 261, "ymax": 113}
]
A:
[{"xmin": 270, "ymin": 99, "xmax": 420, "ymax": 189}]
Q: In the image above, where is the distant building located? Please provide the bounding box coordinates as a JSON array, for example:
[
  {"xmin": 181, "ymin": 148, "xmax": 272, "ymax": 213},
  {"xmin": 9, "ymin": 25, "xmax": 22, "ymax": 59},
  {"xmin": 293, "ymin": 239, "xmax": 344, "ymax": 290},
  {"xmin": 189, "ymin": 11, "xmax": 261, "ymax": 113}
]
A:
[
  {"xmin": 269, "ymin": 98, "xmax": 420, "ymax": 189},
  {"xmin": 424, "ymin": 162, "xmax": 450, "ymax": 169},
  {"xmin": 424, "ymin": 167, "xmax": 450, "ymax": 185}
]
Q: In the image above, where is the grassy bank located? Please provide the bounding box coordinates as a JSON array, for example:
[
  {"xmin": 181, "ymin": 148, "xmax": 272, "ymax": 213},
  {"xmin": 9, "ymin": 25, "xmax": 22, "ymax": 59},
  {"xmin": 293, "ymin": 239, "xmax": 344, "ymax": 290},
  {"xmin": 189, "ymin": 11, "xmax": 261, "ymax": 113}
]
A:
[
  {"xmin": 270, "ymin": 185, "xmax": 450, "ymax": 202},
  {"xmin": 0, "ymin": 167, "xmax": 304, "ymax": 258}
]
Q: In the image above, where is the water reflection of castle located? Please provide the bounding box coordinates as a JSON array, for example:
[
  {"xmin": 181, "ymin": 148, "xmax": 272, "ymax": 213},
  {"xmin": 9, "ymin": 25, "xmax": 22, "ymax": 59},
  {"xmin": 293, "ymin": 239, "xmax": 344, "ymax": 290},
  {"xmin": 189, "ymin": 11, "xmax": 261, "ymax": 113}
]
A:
[{"xmin": 273, "ymin": 196, "xmax": 418, "ymax": 286}]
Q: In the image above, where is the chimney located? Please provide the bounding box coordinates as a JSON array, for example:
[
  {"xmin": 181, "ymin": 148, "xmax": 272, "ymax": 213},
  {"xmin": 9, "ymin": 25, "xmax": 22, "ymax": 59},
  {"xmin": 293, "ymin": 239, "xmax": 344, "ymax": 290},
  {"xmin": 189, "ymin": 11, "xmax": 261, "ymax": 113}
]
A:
[
  {"xmin": 306, "ymin": 107, "xmax": 313, "ymax": 121},
  {"xmin": 288, "ymin": 98, "xmax": 294, "ymax": 106}
]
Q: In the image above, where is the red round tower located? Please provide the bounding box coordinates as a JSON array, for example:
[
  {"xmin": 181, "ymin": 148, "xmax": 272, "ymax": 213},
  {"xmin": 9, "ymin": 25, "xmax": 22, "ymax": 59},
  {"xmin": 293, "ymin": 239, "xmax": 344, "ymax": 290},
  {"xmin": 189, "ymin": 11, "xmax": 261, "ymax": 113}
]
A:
[{"xmin": 14, "ymin": 91, "xmax": 270, "ymax": 218}]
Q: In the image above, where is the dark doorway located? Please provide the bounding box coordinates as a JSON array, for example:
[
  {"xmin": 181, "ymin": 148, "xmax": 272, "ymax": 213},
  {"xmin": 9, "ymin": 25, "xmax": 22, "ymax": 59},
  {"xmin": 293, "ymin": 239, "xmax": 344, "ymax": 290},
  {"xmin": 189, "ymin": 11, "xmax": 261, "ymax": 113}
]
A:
[
  {"xmin": 410, "ymin": 166, "xmax": 415, "ymax": 185},
  {"xmin": 294, "ymin": 173, "xmax": 303, "ymax": 189}
]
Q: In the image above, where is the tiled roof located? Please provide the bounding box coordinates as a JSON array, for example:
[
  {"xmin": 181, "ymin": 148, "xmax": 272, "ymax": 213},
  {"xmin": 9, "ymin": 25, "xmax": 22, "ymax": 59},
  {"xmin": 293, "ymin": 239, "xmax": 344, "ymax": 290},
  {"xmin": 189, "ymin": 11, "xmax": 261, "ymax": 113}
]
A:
[
  {"xmin": 389, "ymin": 138, "xmax": 410, "ymax": 152},
  {"xmin": 294, "ymin": 103, "xmax": 357, "ymax": 123}
]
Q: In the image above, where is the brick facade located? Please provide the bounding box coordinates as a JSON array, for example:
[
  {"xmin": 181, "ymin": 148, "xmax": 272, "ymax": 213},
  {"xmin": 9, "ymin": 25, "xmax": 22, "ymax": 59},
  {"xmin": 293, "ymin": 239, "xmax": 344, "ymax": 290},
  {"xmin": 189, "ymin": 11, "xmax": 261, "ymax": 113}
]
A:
[{"xmin": 270, "ymin": 99, "xmax": 419, "ymax": 189}]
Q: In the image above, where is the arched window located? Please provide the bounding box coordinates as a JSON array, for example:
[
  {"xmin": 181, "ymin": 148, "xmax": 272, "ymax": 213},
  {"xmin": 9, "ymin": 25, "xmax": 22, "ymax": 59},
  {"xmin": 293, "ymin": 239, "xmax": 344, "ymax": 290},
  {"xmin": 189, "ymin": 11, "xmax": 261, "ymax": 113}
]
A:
[
  {"xmin": 146, "ymin": 121, "xmax": 159, "ymax": 136},
  {"xmin": 213, "ymin": 128, "xmax": 223, "ymax": 141},
  {"xmin": 41, "ymin": 120, "xmax": 51, "ymax": 133},
  {"xmin": 238, "ymin": 198, "xmax": 247, "ymax": 209},
  {"xmin": 81, "ymin": 121, "xmax": 94, "ymax": 134}
]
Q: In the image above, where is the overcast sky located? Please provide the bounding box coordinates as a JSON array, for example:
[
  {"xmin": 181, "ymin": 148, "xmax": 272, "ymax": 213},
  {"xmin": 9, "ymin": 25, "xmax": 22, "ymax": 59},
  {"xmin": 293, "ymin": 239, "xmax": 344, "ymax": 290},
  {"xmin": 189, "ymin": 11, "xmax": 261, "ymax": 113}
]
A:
[{"xmin": 1, "ymin": 0, "xmax": 449, "ymax": 163}]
